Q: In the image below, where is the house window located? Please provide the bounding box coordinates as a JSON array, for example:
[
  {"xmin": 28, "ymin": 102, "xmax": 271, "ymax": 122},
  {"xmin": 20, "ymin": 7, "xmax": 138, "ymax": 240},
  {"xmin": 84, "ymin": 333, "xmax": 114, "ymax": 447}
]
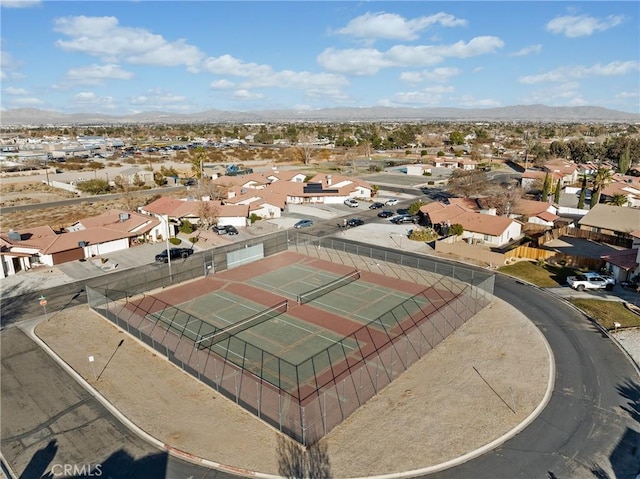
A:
[{"xmin": 483, "ymin": 234, "xmax": 489, "ymax": 241}]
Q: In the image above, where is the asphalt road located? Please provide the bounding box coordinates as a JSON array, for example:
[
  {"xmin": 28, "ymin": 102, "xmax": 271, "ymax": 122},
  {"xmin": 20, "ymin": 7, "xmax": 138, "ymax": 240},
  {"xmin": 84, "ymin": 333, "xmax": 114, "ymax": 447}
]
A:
[
  {"xmin": 0, "ymin": 326, "xmax": 237, "ymax": 479},
  {"xmin": 427, "ymin": 275, "xmax": 640, "ymax": 479},
  {"xmin": 1, "ymin": 236, "xmax": 638, "ymax": 478}
]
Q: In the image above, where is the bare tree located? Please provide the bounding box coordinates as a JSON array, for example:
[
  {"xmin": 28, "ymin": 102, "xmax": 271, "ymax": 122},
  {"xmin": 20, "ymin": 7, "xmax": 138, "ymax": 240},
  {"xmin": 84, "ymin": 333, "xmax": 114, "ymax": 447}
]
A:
[
  {"xmin": 447, "ymin": 169, "xmax": 489, "ymax": 197},
  {"xmin": 196, "ymin": 200, "xmax": 220, "ymax": 230}
]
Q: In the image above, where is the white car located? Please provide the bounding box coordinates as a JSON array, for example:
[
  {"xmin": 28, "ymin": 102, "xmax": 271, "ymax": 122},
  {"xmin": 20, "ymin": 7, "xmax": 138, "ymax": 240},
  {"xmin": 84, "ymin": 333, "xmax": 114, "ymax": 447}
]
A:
[
  {"xmin": 344, "ymin": 198, "xmax": 359, "ymax": 208},
  {"xmin": 385, "ymin": 198, "xmax": 398, "ymax": 206}
]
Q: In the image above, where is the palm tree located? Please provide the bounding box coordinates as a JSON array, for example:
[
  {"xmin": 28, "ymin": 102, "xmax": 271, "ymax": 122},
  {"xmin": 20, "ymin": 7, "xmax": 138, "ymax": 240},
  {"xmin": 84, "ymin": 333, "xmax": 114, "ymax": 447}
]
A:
[
  {"xmin": 606, "ymin": 194, "xmax": 628, "ymax": 207},
  {"xmin": 590, "ymin": 168, "xmax": 614, "ymax": 207}
]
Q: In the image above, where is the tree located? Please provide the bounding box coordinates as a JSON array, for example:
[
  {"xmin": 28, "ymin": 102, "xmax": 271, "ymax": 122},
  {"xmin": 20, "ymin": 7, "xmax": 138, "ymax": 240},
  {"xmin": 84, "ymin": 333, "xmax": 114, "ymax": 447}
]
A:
[
  {"xmin": 196, "ymin": 200, "xmax": 220, "ymax": 230},
  {"xmin": 541, "ymin": 172, "xmax": 551, "ymax": 202},
  {"xmin": 447, "ymin": 169, "xmax": 488, "ymax": 197},
  {"xmin": 408, "ymin": 200, "xmax": 425, "ymax": 215},
  {"xmin": 553, "ymin": 179, "xmax": 561, "ymax": 204},
  {"xmin": 577, "ymin": 175, "xmax": 587, "ymax": 209},
  {"xmin": 619, "ymin": 145, "xmax": 631, "ymax": 175},
  {"xmin": 449, "ymin": 131, "xmax": 465, "ymax": 145},
  {"xmin": 590, "ymin": 167, "xmax": 614, "ymax": 207},
  {"xmin": 191, "ymin": 147, "xmax": 207, "ymax": 180},
  {"xmin": 606, "ymin": 194, "xmax": 628, "ymax": 207},
  {"xmin": 450, "ymin": 224, "xmax": 464, "ymax": 236}
]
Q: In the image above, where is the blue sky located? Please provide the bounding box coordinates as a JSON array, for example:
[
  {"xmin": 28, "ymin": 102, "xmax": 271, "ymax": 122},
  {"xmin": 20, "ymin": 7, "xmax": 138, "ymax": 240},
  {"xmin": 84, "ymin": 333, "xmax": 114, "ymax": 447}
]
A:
[{"xmin": 1, "ymin": 1, "xmax": 638, "ymax": 115}]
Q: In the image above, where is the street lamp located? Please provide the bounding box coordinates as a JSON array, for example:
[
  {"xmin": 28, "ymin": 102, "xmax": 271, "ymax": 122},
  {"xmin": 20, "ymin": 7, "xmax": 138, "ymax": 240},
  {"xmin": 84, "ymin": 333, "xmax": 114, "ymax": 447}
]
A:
[{"xmin": 160, "ymin": 215, "xmax": 172, "ymax": 281}]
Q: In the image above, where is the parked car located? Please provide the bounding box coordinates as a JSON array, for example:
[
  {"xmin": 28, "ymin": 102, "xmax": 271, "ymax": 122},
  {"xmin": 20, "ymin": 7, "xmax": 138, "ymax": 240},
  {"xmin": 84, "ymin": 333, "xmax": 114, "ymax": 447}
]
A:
[
  {"xmin": 155, "ymin": 248, "xmax": 194, "ymax": 263},
  {"xmin": 391, "ymin": 214, "xmax": 419, "ymax": 224},
  {"xmin": 294, "ymin": 219, "xmax": 314, "ymax": 228},
  {"xmin": 213, "ymin": 225, "xmax": 228, "ymax": 235},
  {"xmin": 385, "ymin": 198, "xmax": 399, "ymax": 206},
  {"xmin": 369, "ymin": 202, "xmax": 385, "ymax": 209},
  {"xmin": 344, "ymin": 198, "xmax": 359, "ymax": 208},
  {"xmin": 225, "ymin": 225, "xmax": 239, "ymax": 235},
  {"xmin": 566, "ymin": 272, "xmax": 616, "ymax": 291},
  {"xmin": 377, "ymin": 210, "xmax": 395, "ymax": 218},
  {"xmin": 346, "ymin": 218, "xmax": 365, "ymax": 227}
]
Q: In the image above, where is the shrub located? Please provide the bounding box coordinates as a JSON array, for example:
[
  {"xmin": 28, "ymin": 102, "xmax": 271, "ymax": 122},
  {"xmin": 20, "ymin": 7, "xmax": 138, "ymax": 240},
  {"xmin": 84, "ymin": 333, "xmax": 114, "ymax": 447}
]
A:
[
  {"xmin": 179, "ymin": 221, "xmax": 194, "ymax": 234},
  {"xmin": 409, "ymin": 227, "xmax": 438, "ymax": 242},
  {"xmin": 249, "ymin": 213, "xmax": 262, "ymax": 224},
  {"xmin": 169, "ymin": 237, "xmax": 181, "ymax": 245},
  {"xmin": 437, "ymin": 151, "xmax": 445, "ymax": 157},
  {"xmin": 189, "ymin": 237, "xmax": 199, "ymax": 245}
]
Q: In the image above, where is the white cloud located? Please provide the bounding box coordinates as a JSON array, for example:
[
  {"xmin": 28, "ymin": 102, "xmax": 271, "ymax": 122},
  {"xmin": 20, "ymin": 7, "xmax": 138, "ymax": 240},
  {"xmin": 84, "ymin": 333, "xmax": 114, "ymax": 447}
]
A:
[
  {"xmin": 129, "ymin": 89, "xmax": 188, "ymax": 107},
  {"xmin": 335, "ymin": 11, "xmax": 467, "ymax": 41},
  {"xmin": 455, "ymin": 95, "xmax": 502, "ymax": 107},
  {"xmin": 210, "ymin": 79, "xmax": 235, "ymax": 89},
  {"xmin": 384, "ymin": 85, "xmax": 455, "ymax": 106},
  {"xmin": 520, "ymin": 60, "xmax": 640, "ymax": 84},
  {"xmin": 616, "ymin": 91, "xmax": 639, "ymax": 99},
  {"xmin": 510, "ymin": 44, "xmax": 542, "ymax": 57},
  {"xmin": 0, "ymin": 0, "xmax": 41, "ymax": 8},
  {"xmin": 203, "ymin": 54, "xmax": 349, "ymax": 98},
  {"xmin": 318, "ymin": 36, "xmax": 504, "ymax": 75},
  {"xmin": 65, "ymin": 64, "xmax": 133, "ymax": 85},
  {"xmin": 53, "ymin": 16, "xmax": 204, "ymax": 70},
  {"xmin": 546, "ymin": 14, "xmax": 625, "ymax": 38},
  {"xmin": 12, "ymin": 97, "xmax": 43, "ymax": 105},
  {"xmin": 400, "ymin": 67, "xmax": 462, "ymax": 83},
  {"xmin": 523, "ymin": 83, "xmax": 587, "ymax": 106},
  {"xmin": 4, "ymin": 86, "xmax": 28, "ymax": 95},
  {"xmin": 232, "ymin": 89, "xmax": 264, "ymax": 101},
  {"xmin": 0, "ymin": 44, "xmax": 23, "ymax": 81}
]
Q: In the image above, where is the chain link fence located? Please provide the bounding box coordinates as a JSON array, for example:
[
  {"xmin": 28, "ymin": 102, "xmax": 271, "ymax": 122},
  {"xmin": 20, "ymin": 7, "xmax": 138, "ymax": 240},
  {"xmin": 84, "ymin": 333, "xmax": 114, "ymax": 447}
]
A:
[{"xmin": 87, "ymin": 231, "xmax": 494, "ymax": 445}]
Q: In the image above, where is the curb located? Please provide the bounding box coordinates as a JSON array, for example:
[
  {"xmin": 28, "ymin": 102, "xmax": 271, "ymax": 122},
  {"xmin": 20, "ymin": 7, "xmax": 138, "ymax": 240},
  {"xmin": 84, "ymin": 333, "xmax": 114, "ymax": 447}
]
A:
[{"xmin": 18, "ymin": 315, "xmax": 282, "ymax": 479}]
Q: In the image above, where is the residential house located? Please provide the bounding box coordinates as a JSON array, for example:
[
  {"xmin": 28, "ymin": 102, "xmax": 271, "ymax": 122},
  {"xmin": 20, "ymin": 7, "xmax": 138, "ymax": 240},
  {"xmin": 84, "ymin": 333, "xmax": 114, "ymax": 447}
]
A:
[
  {"xmin": 420, "ymin": 201, "xmax": 522, "ymax": 246},
  {"xmin": 520, "ymin": 169, "xmax": 564, "ymax": 191},
  {"xmin": 406, "ymin": 164, "xmax": 432, "ymax": 176},
  {"xmin": 0, "ymin": 211, "xmax": 149, "ymax": 277},
  {"xmin": 600, "ymin": 174, "xmax": 640, "ymax": 207},
  {"xmin": 140, "ymin": 197, "xmax": 250, "ymax": 234},
  {"xmin": 509, "ymin": 199, "xmax": 560, "ymax": 228},
  {"xmin": 543, "ymin": 160, "xmax": 579, "ymax": 185},
  {"xmin": 433, "ymin": 157, "xmax": 477, "ymax": 170},
  {"xmin": 578, "ymin": 204, "xmax": 640, "ymax": 239}
]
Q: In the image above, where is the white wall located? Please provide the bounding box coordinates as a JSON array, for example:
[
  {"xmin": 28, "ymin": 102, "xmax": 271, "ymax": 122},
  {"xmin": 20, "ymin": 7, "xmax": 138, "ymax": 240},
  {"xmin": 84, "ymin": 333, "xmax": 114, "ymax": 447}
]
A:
[{"xmin": 84, "ymin": 238, "xmax": 129, "ymax": 257}]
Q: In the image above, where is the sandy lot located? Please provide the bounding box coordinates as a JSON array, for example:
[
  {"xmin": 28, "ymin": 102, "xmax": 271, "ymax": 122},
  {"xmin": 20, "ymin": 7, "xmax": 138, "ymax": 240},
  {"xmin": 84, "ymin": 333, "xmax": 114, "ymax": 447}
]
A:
[{"xmin": 35, "ymin": 295, "xmax": 551, "ymax": 478}]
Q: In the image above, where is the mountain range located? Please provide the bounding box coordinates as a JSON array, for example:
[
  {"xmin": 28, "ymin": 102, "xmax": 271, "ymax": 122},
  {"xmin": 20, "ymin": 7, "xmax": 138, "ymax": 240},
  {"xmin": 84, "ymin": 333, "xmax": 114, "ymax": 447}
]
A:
[{"xmin": 1, "ymin": 105, "xmax": 639, "ymax": 126}]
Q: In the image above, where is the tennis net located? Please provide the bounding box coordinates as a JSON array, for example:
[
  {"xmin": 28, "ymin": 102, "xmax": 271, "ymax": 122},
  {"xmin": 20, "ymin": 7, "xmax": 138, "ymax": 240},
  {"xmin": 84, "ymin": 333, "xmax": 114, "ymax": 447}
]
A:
[
  {"xmin": 195, "ymin": 299, "xmax": 289, "ymax": 349},
  {"xmin": 297, "ymin": 270, "xmax": 360, "ymax": 304}
]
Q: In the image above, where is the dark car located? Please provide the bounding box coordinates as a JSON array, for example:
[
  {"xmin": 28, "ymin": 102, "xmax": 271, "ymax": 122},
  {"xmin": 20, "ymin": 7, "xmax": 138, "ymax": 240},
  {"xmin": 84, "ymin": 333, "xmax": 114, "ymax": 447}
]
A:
[
  {"xmin": 369, "ymin": 202, "xmax": 385, "ymax": 210},
  {"xmin": 391, "ymin": 215, "xmax": 419, "ymax": 224},
  {"xmin": 294, "ymin": 219, "xmax": 314, "ymax": 228},
  {"xmin": 155, "ymin": 247, "xmax": 194, "ymax": 263},
  {"xmin": 378, "ymin": 210, "xmax": 394, "ymax": 218},
  {"xmin": 225, "ymin": 225, "xmax": 239, "ymax": 235},
  {"xmin": 346, "ymin": 218, "xmax": 365, "ymax": 227}
]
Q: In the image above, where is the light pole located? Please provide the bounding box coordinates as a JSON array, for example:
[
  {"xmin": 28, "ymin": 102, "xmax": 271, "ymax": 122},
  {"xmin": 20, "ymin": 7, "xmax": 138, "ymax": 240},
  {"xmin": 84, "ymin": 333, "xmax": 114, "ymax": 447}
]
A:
[{"xmin": 161, "ymin": 215, "xmax": 173, "ymax": 281}]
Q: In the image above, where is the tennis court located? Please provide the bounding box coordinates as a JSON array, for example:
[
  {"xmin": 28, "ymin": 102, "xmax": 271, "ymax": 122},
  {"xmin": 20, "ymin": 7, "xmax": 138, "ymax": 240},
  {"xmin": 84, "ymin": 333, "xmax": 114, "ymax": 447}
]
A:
[
  {"xmin": 124, "ymin": 252, "xmax": 449, "ymax": 396},
  {"xmin": 89, "ymin": 245, "xmax": 493, "ymax": 445}
]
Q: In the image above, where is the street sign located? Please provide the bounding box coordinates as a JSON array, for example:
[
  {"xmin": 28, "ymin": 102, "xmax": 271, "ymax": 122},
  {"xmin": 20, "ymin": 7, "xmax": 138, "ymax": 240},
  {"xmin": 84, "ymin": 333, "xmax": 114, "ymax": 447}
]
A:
[{"xmin": 39, "ymin": 298, "xmax": 47, "ymax": 306}]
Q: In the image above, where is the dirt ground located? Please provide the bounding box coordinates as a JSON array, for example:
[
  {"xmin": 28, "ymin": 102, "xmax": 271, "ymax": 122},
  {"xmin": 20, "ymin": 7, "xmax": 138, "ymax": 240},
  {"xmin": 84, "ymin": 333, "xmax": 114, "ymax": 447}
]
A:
[{"xmin": 34, "ymin": 296, "xmax": 551, "ymax": 478}]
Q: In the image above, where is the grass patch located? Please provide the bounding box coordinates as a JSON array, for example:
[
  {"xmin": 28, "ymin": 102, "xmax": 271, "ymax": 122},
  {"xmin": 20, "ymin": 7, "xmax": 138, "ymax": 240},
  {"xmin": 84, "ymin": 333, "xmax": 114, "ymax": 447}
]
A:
[
  {"xmin": 568, "ymin": 299, "xmax": 640, "ymax": 330},
  {"xmin": 498, "ymin": 260, "xmax": 579, "ymax": 287}
]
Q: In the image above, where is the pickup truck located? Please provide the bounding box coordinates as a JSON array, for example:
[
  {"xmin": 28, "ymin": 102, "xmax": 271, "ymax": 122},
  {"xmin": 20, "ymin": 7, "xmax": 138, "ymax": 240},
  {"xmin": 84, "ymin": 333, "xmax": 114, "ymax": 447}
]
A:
[
  {"xmin": 567, "ymin": 272, "xmax": 616, "ymax": 291},
  {"xmin": 155, "ymin": 247, "xmax": 194, "ymax": 263}
]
